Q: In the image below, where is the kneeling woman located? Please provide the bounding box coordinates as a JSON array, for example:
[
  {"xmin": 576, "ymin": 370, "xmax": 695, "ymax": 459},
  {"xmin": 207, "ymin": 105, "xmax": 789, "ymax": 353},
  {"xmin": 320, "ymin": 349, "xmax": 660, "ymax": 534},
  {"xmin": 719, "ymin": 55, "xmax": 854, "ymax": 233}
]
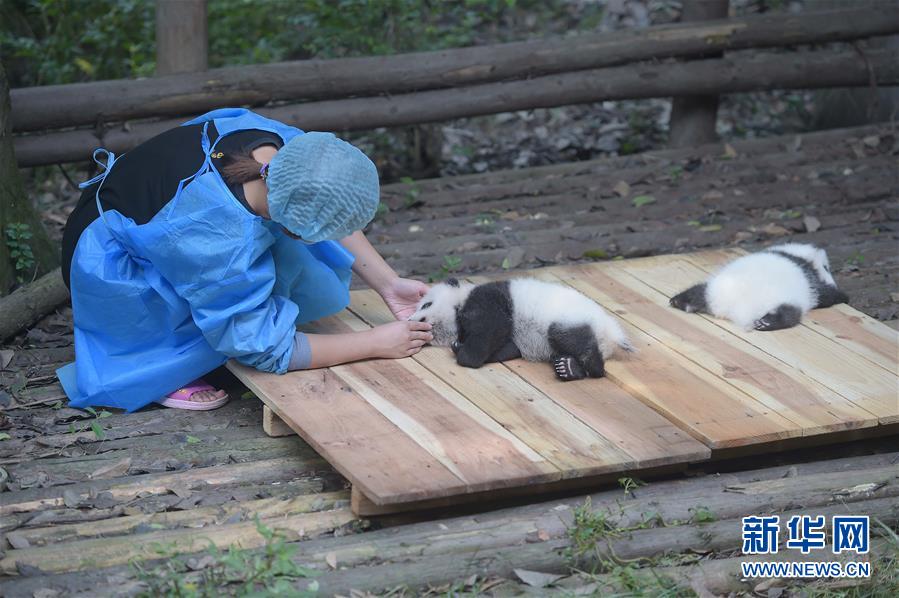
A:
[{"xmin": 58, "ymin": 108, "xmax": 432, "ymax": 412}]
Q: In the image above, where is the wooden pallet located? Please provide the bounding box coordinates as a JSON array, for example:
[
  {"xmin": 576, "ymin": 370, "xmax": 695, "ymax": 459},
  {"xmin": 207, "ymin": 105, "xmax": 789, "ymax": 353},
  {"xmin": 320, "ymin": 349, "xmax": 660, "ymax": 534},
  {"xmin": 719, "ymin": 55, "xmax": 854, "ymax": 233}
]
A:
[{"xmin": 227, "ymin": 249, "xmax": 899, "ymax": 515}]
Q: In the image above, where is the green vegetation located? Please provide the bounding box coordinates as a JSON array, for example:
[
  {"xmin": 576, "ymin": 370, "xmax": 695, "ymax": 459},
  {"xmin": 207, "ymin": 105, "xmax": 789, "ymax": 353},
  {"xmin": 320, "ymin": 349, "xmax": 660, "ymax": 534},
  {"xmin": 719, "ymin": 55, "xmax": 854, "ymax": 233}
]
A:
[
  {"xmin": 1, "ymin": 0, "xmax": 604, "ymax": 88},
  {"xmin": 3, "ymin": 222, "xmax": 35, "ymax": 283},
  {"xmin": 132, "ymin": 518, "xmax": 319, "ymax": 597}
]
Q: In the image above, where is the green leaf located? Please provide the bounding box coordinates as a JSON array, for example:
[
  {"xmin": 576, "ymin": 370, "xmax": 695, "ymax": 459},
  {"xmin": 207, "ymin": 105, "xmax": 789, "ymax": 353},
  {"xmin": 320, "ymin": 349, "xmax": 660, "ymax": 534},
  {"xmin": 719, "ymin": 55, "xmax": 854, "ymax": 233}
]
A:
[
  {"xmin": 687, "ymin": 220, "xmax": 701, "ymax": 227},
  {"xmin": 0, "ymin": 432, "xmax": 10, "ymax": 441},
  {"xmin": 240, "ymin": 390, "xmax": 257, "ymax": 400},
  {"xmin": 632, "ymin": 195, "xmax": 656, "ymax": 208},
  {"xmin": 91, "ymin": 421, "xmax": 105, "ymax": 440},
  {"xmin": 582, "ymin": 249, "xmax": 608, "ymax": 260},
  {"xmin": 186, "ymin": 435, "xmax": 201, "ymax": 444},
  {"xmin": 501, "ymin": 257, "xmax": 511, "ymax": 270},
  {"xmin": 699, "ymin": 224, "xmax": 723, "ymax": 232}
]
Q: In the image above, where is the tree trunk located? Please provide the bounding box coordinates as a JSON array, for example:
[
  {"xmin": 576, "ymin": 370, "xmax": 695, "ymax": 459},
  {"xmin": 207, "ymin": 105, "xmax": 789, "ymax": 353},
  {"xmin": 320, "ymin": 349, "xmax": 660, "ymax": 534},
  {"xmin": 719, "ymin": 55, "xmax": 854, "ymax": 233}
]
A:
[
  {"xmin": 668, "ymin": 0, "xmax": 730, "ymax": 148},
  {"xmin": 10, "ymin": 5, "xmax": 899, "ymax": 132},
  {"xmin": 0, "ymin": 61, "xmax": 58, "ymax": 296},
  {"xmin": 155, "ymin": 0, "xmax": 208, "ymax": 75},
  {"xmin": 13, "ymin": 47, "xmax": 899, "ymax": 167}
]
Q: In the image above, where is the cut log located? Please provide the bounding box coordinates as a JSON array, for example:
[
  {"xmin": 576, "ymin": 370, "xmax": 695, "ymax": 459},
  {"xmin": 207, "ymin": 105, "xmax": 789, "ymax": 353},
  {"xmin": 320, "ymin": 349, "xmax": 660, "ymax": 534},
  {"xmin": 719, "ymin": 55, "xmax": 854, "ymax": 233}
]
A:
[
  {"xmin": 668, "ymin": 0, "xmax": 730, "ymax": 147},
  {"xmin": 0, "ymin": 267, "xmax": 69, "ymax": 343},
  {"xmin": 13, "ymin": 48, "xmax": 899, "ymax": 167},
  {"xmin": 1, "ymin": 452, "xmax": 894, "ymax": 593},
  {"xmin": 10, "ymin": 6, "xmax": 899, "ymax": 133}
]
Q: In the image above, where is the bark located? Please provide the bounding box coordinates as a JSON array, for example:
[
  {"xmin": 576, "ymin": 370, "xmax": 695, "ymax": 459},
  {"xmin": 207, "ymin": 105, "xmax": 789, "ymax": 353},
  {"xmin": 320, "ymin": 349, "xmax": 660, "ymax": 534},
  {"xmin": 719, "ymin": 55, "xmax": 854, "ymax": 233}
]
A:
[
  {"xmin": 9, "ymin": 5, "xmax": 899, "ymax": 133},
  {"xmin": 13, "ymin": 48, "xmax": 899, "ymax": 167},
  {"xmin": 0, "ymin": 61, "xmax": 58, "ymax": 295},
  {"xmin": 155, "ymin": 0, "xmax": 207, "ymax": 75},
  {"xmin": 0, "ymin": 267, "xmax": 68, "ymax": 343},
  {"xmin": 669, "ymin": 0, "xmax": 730, "ymax": 147}
]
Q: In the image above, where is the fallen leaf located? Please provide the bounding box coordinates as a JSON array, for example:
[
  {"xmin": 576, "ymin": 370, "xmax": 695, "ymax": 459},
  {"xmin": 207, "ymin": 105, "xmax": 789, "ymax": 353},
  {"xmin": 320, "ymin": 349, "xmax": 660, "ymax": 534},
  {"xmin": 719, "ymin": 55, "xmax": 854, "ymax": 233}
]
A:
[
  {"xmin": 699, "ymin": 224, "xmax": 723, "ymax": 232},
  {"xmin": 734, "ymin": 231, "xmax": 753, "ymax": 243},
  {"xmin": 326, "ymin": 552, "xmax": 338, "ymax": 569},
  {"xmin": 504, "ymin": 247, "xmax": 526, "ymax": 270},
  {"xmin": 185, "ymin": 435, "xmax": 201, "ymax": 444},
  {"xmin": 169, "ymin": 485, "xmax": 193, "ymax": 499},
  {"xmin": 408, "ymin": 224, "xmax": 422, "ymax": 233},
  {"xmin": 464, "ymin": 574, "xmax": 478, "ymax": 588},
  {"xmin": 89, "ymin": 457, "xmax": 132, "ymax": 480},
  {"xmin": 63, "ymin": 489, "xmax": 82, "ymax": 508},
  {"xmin": 701, "ymin": 190, "xmax": 724, "ymax": 201},
  {"xmin": 762, "ymin": 223, "xmax": 790, "ymax": 236},
  {"xmin": 0, "ymin": 350, "xmax": 13, "ymax": 370},
  {"xmin": 537, "ymin": 529, "xmax": 551, "ymax": 541},
  {"xmin": 889, "ymin": 292, "xmax": 899, "ymax": 303},
  {"xmin": 501, "ymin": 210, "xmax": 522, "ymax": 220},
  {"xmin": 0, "ymin": 432, "xmax": 10, "ymax": 441},
  {"xmin": 803, "ymin": 215, "xmax": 821, "ymax": 233},
  {"xmin": 582, "ymin": 249, "xmax": 609, "ymax": 260},
  {"xmin": 722, "ymin": 143, "xmax": 737, "ymax": 159},
  {"xmin": 514, "ymin": 569, "xmax": 565, "ymax": 588},
  {"xmin": 7, "ymin": 532, "xmax": 30, "ymax": 549},
  {"xmin": 862, "ymin": 135, "xmax": 880, "ymax": 148},
  {"xmin": 613, "ymin": 180, "xmax": 630, "ymax": 197},
  {"xmin": 632, "ymin": 195, "xmax": 655, "ymax": 207}
]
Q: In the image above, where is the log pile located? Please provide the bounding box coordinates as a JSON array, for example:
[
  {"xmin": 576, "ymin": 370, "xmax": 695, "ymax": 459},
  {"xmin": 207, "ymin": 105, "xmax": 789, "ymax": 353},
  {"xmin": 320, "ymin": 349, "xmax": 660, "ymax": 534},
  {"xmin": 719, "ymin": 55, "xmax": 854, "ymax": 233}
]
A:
[{"xmin": 10, "ymin": 5, "xmax": 899, "ymax": 167}]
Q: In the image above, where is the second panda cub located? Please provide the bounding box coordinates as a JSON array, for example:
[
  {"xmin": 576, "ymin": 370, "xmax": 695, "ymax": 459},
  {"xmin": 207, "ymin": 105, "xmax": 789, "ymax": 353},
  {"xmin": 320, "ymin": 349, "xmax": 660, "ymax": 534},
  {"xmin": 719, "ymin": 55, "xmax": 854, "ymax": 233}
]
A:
[
  {"xmin": 410, "ymin": 277, "xmax": 633, "ymax": 381},
  {"xmin": 669, "ymin": 243, "xmax": 848, "ymax": 331}
]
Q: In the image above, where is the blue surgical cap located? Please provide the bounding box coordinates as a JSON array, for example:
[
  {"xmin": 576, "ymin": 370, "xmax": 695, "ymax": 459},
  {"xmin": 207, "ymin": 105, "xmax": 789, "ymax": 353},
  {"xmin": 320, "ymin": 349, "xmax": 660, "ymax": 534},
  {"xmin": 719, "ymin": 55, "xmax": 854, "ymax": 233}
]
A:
[{"xmin": 266, "ymin": 132, "xmax": 380, "ymax": 242}]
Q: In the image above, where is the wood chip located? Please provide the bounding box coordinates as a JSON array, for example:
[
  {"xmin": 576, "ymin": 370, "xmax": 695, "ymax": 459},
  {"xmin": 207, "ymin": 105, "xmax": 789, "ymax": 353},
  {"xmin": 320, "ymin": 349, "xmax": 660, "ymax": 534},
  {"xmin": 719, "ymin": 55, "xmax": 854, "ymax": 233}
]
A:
[
  {"xmin": 723, "ymin": 143, "xmax": 738, "ymax": 159},
  {"xmin": 762, "ymin": 223, "xmax": 790, "ymax": 236},
  {"xmin": 701, "ymin": 190, "xmax": 724, "ymax": 201},
  {"xmin": 7, "ymin": 532, "xmax": 30, "ymax": 549},
  {"xmin": 862, "ymin": 135, "xmax": 880, "ymax": 148},
  {"xmin": 0, "ymin": 350, "xmax": 13, "ymax": 370}
]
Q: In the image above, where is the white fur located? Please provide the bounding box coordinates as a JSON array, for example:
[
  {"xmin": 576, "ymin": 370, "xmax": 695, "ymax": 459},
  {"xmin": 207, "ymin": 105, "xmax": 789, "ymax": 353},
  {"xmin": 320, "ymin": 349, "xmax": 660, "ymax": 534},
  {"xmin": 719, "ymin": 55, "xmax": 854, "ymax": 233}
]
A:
[
  {"xmin": 704, "ymin": 244, "xmax": 830, "ymax": 330},
  {"xmin": 410, "ymin": 278, "xmax": 632, "ymax": 361}
]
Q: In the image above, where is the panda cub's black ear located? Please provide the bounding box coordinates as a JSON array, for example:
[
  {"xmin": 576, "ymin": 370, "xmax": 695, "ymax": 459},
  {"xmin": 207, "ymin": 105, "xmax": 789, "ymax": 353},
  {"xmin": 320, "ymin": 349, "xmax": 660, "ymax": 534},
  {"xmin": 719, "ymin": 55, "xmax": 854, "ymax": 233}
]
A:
[{"xmin": 445, "ymin": 277, "xmax": 460, "ymax": 287}]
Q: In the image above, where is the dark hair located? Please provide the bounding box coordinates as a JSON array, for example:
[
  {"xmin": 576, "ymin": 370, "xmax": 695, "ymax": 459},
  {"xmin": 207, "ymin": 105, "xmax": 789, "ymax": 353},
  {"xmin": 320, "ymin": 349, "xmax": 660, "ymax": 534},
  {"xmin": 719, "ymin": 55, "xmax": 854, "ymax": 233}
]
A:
[{"xmin": 219, "ymin": 152, "xmax": 263, "ymax": 186}]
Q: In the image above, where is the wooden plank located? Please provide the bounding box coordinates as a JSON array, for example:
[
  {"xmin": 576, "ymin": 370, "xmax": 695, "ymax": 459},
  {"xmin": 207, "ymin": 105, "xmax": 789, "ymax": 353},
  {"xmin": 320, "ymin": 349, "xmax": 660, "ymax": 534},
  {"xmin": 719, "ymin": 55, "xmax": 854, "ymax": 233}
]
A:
[
  {"xmin": 553, "ymin": 265, "xmax": 877, "ymax": 441},
  {"xmin": 348, "ymin": 291, "xmax": 657, "ymax": 477},
  {"xmin": 465, "ymin": 274, "xmax": 709, "ymax": 465},
  {"xmin": 535, "ymin": 269, "xmax": 802, "ymax": 447},
  {"xmin": 305, "ymin": 310, "xmax": 562, "ymax": 494},
  {"xmin": 620, "ymin": 255, "xmax": 898, "ymax": 425},
  {"xmin": 684, "ymin": 249, "xmax": 899, "ymax": 376},
  {"xmin": 227, "ymin": 359, "xmax": 467, "ymax": 505},
  {"xmin": 262, "ymin": 405, "xmax": 296, "ymax": 437}
]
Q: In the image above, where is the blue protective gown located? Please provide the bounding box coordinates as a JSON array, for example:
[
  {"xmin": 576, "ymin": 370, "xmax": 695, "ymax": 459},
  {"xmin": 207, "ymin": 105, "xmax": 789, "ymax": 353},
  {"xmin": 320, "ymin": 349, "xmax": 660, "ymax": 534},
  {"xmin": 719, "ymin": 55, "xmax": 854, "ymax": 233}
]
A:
[{"xmin": 56, "ymin": 108, "xmax": 355, "ymax": 412}]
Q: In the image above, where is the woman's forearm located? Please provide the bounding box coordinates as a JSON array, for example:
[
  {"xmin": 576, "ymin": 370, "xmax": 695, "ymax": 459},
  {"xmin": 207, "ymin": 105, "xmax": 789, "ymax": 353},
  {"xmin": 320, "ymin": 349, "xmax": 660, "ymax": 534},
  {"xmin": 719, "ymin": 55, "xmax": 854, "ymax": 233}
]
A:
[{"xmin": 339, "ymin": 231, "xmax": 397, "ymax": 293}]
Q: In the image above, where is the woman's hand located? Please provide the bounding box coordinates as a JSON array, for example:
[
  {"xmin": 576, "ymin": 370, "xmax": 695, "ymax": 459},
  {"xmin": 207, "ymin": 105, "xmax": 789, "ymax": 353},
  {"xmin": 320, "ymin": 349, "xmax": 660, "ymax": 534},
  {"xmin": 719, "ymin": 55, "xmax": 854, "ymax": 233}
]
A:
[
  {"xmin": 367, "ymin": 321, "xmax": 433, "ymax": 358},
  {"xmin": 381, "ymin": 277, "xmax": 430, "ymax": 320}
]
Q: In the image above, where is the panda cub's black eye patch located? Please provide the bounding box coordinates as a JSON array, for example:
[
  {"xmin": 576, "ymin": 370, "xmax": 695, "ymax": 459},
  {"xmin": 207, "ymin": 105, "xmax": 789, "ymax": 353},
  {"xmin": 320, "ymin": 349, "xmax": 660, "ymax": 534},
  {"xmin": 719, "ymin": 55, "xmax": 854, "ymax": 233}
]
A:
[{"xmin": 421, "ymin": 302, "xmax": 433, "ymax": 310}]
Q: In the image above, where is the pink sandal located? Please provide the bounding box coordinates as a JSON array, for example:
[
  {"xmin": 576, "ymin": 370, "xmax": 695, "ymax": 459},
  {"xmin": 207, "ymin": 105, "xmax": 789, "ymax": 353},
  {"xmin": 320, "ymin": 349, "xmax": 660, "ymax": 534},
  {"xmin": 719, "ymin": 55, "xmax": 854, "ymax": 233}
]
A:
[{"xmin": 158, "ymin": 378, "xmax": 229, "ymax": 411}]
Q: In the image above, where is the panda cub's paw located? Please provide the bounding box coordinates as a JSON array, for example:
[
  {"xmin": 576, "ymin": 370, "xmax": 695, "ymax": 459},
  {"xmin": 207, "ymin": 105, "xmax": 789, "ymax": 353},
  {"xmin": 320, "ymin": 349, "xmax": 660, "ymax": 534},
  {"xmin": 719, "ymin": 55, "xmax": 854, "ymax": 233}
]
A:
[{"xmin": 553, "ymin": 356, "xmax": 586, "ymax": 381}]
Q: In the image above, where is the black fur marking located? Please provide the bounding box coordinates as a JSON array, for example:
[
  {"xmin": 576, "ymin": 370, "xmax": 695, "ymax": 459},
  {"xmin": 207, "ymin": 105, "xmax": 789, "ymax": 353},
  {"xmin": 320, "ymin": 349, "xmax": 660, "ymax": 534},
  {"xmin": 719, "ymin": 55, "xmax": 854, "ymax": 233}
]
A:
[
  {"xmin": 547, "ymin": 323, "xmax": 605, "ymax": 379},
  {"xmin": 445, "ymin": 277, "xmax": 460, "ymax": 287},
  {"xmin": 553, "ymin": 356, "xmax": 586, "ymax": 381},
  {"xmin": 451, "ymin": 338, "xmax": 521, "ymax": 363},
  {"xmin": 768, "ymin": 250, "xmax": 848, "ymax": 309},
  {"xmin": 753, "ymin": 304, "xmax": 803, "ymax": 331},
  {"xmin": 454, "ymin": 281, "xmax": 515, "ymax": 369},
  {"xmin": 816, "ymin": 285, "xmax": 849, "ymax": 308},
  {"xmin": 670, "ymin": 283, "xmax": 709, "ymax": 313}
]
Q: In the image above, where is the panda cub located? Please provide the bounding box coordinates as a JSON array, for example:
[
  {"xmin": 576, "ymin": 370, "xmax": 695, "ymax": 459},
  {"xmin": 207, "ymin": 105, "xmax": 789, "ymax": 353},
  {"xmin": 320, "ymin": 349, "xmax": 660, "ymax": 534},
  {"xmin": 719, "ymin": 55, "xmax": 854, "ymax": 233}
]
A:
[
  {"xmin": 669, "ymin": 243, "xmax": 848, "ymax": 331},
  {"xmin": 410, "ymin": 277, "xmax": 633, "ymax": 381}
]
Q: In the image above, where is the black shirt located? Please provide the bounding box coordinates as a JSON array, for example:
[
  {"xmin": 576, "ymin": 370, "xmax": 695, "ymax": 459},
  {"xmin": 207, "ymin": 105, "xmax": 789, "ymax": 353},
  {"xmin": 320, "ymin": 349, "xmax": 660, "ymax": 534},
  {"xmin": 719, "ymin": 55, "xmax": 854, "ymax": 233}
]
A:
[{"xmin": 61, "ymin": 124, "xmax": 282, "ymax": 288}]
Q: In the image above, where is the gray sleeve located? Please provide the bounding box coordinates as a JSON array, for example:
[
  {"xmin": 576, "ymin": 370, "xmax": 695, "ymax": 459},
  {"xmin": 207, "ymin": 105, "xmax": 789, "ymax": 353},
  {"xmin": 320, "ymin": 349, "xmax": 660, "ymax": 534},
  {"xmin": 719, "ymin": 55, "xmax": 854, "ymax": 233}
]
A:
[{"xmin": 286, "ymin": 330, "xmax": 312, "ymax": 371}]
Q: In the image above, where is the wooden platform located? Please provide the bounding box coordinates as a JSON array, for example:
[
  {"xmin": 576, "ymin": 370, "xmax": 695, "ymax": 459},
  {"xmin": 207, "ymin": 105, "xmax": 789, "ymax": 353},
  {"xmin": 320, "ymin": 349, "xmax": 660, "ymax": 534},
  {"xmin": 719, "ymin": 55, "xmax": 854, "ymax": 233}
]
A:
[{"xmin": 227, "ymin": 248, "xmax": 899, "ymax": 515}]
